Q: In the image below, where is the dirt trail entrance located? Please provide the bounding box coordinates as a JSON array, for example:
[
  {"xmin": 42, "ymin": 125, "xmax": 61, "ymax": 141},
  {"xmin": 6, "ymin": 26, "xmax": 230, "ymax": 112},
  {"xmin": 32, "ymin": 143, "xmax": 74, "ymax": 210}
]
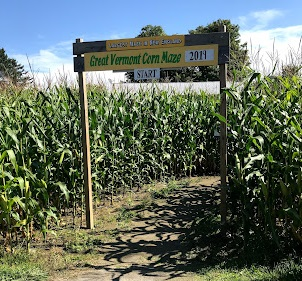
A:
[{"xmin": 55, "ymin": 176, "xmax": 220, "ymax": 281}]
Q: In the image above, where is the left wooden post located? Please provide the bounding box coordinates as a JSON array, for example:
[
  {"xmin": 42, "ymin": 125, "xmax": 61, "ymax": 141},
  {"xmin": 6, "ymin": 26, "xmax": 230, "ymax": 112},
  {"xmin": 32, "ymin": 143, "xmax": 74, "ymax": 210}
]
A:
[{"xmin": 76, "ymin": 38, "xmax": 94, "ymax": 229}]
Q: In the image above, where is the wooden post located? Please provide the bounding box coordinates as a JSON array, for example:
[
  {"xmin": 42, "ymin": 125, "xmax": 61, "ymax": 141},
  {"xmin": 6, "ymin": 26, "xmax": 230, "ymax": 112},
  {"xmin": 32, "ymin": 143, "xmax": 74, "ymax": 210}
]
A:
[
  {"xmin": 76, "ymin": 38, "xmax": 94, "ymax": 229},
  {"xmin": 219, "ymin": 26, "xmax": 227, "ymax": 233}
]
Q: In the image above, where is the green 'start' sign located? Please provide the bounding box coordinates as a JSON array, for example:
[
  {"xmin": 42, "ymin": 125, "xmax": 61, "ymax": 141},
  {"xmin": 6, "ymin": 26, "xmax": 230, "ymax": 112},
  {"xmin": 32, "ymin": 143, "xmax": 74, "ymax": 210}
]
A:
[{"xmin": 84, "ymin": 44, "xmax": 218, "ymax": 71}]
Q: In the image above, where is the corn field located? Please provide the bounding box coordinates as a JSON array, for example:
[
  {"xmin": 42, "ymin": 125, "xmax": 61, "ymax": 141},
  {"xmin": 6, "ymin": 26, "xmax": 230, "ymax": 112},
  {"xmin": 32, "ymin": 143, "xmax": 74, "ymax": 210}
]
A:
[
  {"xmin": 227, "ymin": 73, "xmax": 302, "ymax": 248},
  {"xmin": 0, "ymin": 88, "xmax": 81, "ymax": 250},
  {"xmin": 0, "ymin": 72, "xmax": 302, "ymax": 251},
  {"xmin": 89, "ymin": 87, "xmax": 220, "ymax": 200}
]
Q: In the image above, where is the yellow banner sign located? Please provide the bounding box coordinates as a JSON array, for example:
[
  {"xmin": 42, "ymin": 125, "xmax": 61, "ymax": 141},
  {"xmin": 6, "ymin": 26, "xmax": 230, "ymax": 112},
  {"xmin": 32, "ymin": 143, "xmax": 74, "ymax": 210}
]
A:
[
  {"xmin": 84, "ymin": 44, "xmax": 218, "ymax": 71},
  {"xmin": 106, "ymin": 35, "xmax": 184, "ymax": 51}
]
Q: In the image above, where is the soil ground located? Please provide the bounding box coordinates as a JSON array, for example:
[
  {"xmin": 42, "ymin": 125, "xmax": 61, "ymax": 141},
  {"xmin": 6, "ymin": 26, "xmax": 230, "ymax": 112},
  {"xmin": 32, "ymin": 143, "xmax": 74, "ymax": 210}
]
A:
[{"xmin": 53, "ymin": 176, "xmax": 220, "ymax": 281}]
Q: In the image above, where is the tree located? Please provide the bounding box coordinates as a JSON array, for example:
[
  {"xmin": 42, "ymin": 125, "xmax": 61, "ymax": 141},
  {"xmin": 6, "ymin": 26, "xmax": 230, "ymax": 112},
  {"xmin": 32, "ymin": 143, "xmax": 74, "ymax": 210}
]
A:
[
  {"xmin": 126, "ymin": 20, "xmax": 249, "ymax": 82},
  {"xmin": 126, "ymin": 25, "xmax": 167, "ymax": 82},
  {"xmin": 137, "ymin": 25, "xmax": 166, "ymax": 38},
  {"xmin": 0, "ymin": 48, "xmax": 30, "ymax": 84},
  {"xmin": 188, "ymin": 19, "xmax": 249, "ymax": 81}
]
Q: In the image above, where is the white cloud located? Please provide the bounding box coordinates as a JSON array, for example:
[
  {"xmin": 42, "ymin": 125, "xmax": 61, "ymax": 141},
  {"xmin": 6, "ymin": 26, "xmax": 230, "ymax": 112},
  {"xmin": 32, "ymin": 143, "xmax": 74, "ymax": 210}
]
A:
[
  {"xmin": 237, "ymin": 9, "xmax": 302, "ymax": 74},
  {"xmin": 238, "ymin": 9, "xmax": 285, "ymax": 30},
  {"xmin": 10, "ymin": 41, "xmax": 125, "ymax": 88},
  {"xmin": 251, "ymin": 10, "xmax": 284, "ymax": 30},
  {"xmin": 14, "ymin": 50, "xmax": 71, "ymax": 73},
  {"xmin": 109, "ymin": 32, "xmax": 128, "ymax": 40},
  {"xmin": 241, "ymin": 25, "xmax": 302, "ymax": 74}
]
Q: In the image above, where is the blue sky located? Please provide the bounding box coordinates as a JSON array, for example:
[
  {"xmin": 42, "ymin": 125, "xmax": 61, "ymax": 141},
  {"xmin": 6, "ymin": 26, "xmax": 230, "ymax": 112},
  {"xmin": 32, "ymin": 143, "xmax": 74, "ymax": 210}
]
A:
[{"xmin": 1, "ymin": 0, "xmax": 302, "ymax": 83}]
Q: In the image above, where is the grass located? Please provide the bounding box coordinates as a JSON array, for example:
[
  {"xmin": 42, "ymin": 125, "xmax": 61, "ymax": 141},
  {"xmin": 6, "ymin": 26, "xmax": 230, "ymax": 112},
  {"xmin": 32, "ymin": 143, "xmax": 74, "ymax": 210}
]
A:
[
  {"xmin": 116, "ymin": 207, "xmax": 137, "ymax": 222},
  {"xmin": 148, "ymin": 178, "xmax": 190, "ymax": 199},
  {"xmin": 63, "ymin": 231, "xmax": 102, "ymax": 254},
  {"xmin": 196, "ymin": 260, "xmax": 302, "ymax": 281},
  {"xmin": 0, "ymin": 264, "xmax": 47, "ymax": 281},
  {"xmin": 0, "ymin": 251, "xmax": 48, "ymax": 281},
  {"xmin": 198, "ymin": 266, "xmax": 275, "ymax": 281}
]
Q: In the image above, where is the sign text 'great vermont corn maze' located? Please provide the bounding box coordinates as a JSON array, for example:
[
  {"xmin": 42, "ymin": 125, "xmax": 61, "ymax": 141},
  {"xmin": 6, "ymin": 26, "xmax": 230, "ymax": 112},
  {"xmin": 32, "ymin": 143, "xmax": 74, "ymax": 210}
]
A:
[{"xmin": 85, "ymin": 44, "xmax": 218, "ymax": 71}]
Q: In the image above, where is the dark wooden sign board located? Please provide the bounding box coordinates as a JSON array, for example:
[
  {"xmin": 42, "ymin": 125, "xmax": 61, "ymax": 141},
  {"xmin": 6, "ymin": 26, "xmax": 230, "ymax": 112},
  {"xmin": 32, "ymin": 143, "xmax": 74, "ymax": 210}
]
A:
[
  {"xmin": 74, "ymin": 33, "xmax": 229, "ymax": 72},
  {"xmin": 73, "ymin": 29, "xmax": 230, "ymax": 230}
]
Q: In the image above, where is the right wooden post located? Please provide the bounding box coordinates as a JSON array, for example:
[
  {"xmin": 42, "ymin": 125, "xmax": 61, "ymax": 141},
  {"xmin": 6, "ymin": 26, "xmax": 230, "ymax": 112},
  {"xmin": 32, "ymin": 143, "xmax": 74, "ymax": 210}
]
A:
[{"xmin": 219, "ymin": 25, "xmax": 227, "ymax": 234}]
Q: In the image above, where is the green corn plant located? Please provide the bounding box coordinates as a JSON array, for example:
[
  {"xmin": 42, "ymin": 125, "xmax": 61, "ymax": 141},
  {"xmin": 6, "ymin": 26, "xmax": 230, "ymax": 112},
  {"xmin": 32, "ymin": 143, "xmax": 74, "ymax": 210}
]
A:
[
  {"xmin": 0, "ymin": 86, "xmax": 77, "ymax": 249},
  {"xmin": 86, "ymin": 86, "xmax": 220, "ymax": 207},
  {"xmin": 227, "ymin": 72, "xmax": 302, "ymax": 248}
]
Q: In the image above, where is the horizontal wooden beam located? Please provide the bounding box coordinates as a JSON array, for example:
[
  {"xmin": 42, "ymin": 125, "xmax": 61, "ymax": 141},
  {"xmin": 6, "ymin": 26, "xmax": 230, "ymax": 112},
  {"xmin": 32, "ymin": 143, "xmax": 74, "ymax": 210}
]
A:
[
  {"xmin": 184, "ymin": 33, "xmax": 229, "ymax": 47},
  {"xmin": 73, "ymin": 41, "xmax": 106, "ymax": 56}
]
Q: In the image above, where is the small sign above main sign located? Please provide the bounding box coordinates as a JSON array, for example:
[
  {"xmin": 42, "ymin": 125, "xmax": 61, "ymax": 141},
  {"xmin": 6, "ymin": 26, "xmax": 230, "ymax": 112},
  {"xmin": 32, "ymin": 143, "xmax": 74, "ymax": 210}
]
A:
[
  {"xmin": 106, "ymin": 35, "xmax": 184, "ymax": 51},
  {"xmin": 134, "ymin": 68, "xmax": 160, "ymax": 80}
]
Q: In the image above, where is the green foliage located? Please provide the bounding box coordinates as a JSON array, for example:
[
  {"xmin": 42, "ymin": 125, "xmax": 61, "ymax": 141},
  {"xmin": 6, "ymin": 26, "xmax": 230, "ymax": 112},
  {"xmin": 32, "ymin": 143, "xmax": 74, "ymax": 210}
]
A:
[
  {"xmin": 188, "ymin": 19, "xmax": 249, "ymax": 81},
  {"xmin": 0, "ymin": 251, "xmax": 47, "ymax": 281},
  {"xmin": 116, "ymin": 207, "xmax": 137, "ymax": 222},
  {"xmin": 0, "ymin": 87, "xmax": 81, "ymax": 251},
  {"xmin": 198, "ymin": 263, "xmax": 302, "ymax": 281},
  {"xmin": 149, "ymin": 179, "xmax": 189, "ymax": 199},
  {"xmin": 227, "ymin": 73, "xmax": 302, "ymax": 249},
  {"xmin": 126, "ymin": 24, "xmax": 167, "ymax": 81},
  {"xmin": 137, "ymin": 24, "xmax": 166, "ymax": 37},
  {"xmin": 63, "ymin": 231, "xmax": 101, "ymax": 253},
  {"xmin": 0, "ymin": 85, "xmax": 220, "ymax": 250},
  {"xmin": 1, "ymin": 71, "xmax": 302, "ymax": 253},
  {"xmin": 127, "ymin": 19, "xmax": 249, "ymax": 82},
  {"xmin": 188, "ymin": 187, "xmax": 302, "ymax": 280},
  {"xmin": 89, "ymin": 88, "xmax": 219, "ymax": 199},
  {"xmin": 0, "ymin": 48, "xmax": 30, "ymax": 85}
]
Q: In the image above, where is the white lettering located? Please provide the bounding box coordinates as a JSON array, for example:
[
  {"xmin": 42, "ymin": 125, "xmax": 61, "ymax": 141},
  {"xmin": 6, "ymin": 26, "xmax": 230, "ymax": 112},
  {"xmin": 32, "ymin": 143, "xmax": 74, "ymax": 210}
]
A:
[{"xmin": 108, "ymin": 42, "xmax": 128, "ymax": 49}]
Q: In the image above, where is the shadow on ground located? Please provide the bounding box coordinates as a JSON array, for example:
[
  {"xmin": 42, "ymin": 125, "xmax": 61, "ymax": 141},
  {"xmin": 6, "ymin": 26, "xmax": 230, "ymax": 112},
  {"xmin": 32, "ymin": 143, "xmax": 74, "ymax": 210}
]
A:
[
  {"xmin": 65, "ymin": 177, "xmax": 221, "ymax": 281},
  {"xmin": 57, "ymin": 175, "xmax": 302, "ymax": 281}
]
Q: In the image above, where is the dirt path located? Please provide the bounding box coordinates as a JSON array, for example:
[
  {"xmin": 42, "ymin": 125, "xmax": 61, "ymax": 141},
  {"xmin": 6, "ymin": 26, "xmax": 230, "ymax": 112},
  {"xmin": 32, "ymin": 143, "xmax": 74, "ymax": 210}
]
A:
[{"xmin": 55, "ymin": 177, "xmax": 220, "ymax": 281}]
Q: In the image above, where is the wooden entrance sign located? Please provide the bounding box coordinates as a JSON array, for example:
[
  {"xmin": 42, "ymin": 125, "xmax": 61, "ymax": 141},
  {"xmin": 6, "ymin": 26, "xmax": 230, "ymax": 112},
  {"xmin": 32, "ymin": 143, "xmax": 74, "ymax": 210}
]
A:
[{"xmin": 73, "ymin": 29, "xmax": 230, "ymax": 230}]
